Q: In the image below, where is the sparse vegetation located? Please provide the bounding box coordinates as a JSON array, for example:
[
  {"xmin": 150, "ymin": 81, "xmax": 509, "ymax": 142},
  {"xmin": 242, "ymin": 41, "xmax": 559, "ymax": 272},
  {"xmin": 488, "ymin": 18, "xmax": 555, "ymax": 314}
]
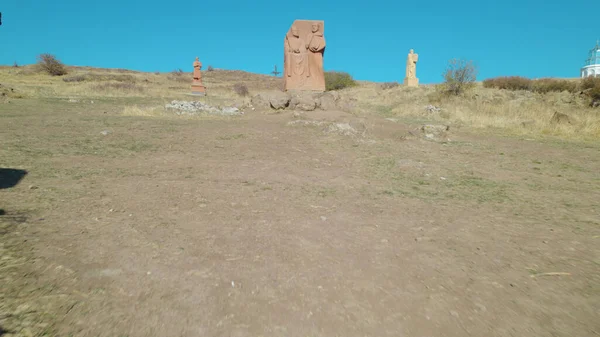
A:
[
  {"xmin": 483, "ymin": 76, "xmax": 532, "ymax": 91},
  {"xmin": 232, "ymin": 83, "xmax": 249, "ymax": 96},
  {"xmin": 36, "ymin": 53, "xmax": 68, "ymax": 76},
  {"xmin": 91, "ymin": 82, "xmax": 144, "ymax": 93},
  {"xmin": 324, "ymin": 71, "xmax": 357, "ymax": 91},
  {"xmin": 440, "ymin": 58, "xmax": 477, "ymax": 96},
  {"xmin": 530, "ymin": 78, "xmax": 577, "ymax": 94},
  {"xmin": 380, "ymin": 82, "xmax": 400, "ymax": 90}
]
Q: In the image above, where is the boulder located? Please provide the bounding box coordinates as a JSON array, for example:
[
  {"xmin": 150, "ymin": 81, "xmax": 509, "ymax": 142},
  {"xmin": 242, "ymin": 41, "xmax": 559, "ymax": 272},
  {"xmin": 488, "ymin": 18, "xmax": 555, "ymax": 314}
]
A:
[
  {"xmin": 314, "ymin": 91, "xmax": 340, "ymax": 110},
  {"xmin": 251, "ymin": 91, "xmax": 291, "ymax": 111},
  {"xmin": 421, "ymin": 124, "xmax": 450, "ymax": 141},
  {"xmin": 290, "ymin": 95, "xmax": 318, "ymax": 111}
]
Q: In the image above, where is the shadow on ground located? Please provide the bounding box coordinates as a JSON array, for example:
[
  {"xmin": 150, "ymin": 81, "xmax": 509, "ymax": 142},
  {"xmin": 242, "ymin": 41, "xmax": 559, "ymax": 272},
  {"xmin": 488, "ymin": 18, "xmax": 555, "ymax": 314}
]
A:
[{"xmin": 0, "ymin": 168, "xmax": 28, "ymax": 189}]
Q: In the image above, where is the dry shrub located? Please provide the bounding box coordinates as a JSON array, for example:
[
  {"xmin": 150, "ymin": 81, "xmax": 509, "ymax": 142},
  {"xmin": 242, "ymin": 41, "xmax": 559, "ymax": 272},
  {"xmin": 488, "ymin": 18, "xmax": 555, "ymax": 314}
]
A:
[
  {"xmin": 441, "ymin": 59, "xmax": 477, "ymax": 96},
  {"xmin": 380, "ymin": 82, "xmax": 400, "ymax": 90},
  {"xmin": 531, "ymin": 78, "xmax": 577, "ymax": 94},
  {"xmin": 37, "ymin": 53, "xmax": 68, "ymax": 76},
  {"xmin": 581, "ymin": 76, "xmax": 600, "ymax": 90},
  {"xmin": 325, "ymin": 71, "xmax": 357, "ymax": 91},
  {"xmin": 207, "ymin": 65, "xmax": 214, "ymax": 72},
  {"xmin": 483, "ymin": 76, "xmax": 532, "ymax": 91},
  {"xmin": 232, "ymin": 83, "xmax": 249, "ymax": 96},
  {"xmin": 581, "ymin": 77, "xmax": 600, "ymax": 107}
]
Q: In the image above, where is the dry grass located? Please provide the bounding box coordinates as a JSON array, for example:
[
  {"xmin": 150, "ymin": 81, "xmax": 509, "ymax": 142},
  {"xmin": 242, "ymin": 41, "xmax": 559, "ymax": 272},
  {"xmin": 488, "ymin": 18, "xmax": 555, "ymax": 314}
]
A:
[
  {"xmin": 342, "ymin": 82, "xmax": 600, "ymax": 140},
  {"xmin": 1, "ymin": 64, "xmax": 598, "ymax": 140}
]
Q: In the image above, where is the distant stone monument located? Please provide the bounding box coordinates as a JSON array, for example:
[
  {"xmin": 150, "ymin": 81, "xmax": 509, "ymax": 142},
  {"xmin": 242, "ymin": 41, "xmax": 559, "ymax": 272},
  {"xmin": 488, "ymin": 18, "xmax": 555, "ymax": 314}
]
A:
[
  {"xmin": 191, "ymin": 57, "xmax": 206, "ymax": 96},
  {"xmin": 284, "ymin": 20, "xmax": 326, "ymax": 92},
  {"xmin": 404, "ymin": 49, "xmax": 419, "ymax": 87}
]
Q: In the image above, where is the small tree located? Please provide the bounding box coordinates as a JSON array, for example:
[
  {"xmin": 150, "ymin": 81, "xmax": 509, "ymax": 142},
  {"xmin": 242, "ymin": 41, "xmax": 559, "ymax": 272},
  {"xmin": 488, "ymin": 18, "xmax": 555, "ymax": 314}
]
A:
[
  {"xmin": 271, "ymin": 65, "xmax": 281, "ymax": 77},
  {"xmin": 37, "ymin": 53, "xmax": 68, "ymax": 76},
  {"xmin": 442, "ymin": 58, "xmax": 477, "ymax": 95}
]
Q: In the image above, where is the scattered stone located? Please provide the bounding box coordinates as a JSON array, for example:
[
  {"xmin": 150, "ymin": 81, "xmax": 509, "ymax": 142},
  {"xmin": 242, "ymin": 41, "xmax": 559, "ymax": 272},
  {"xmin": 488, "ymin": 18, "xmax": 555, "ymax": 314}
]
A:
[
  {"xmin": 424, "ymin": 105, "xmax": 441, "ymax": 113},
  {"xmin": 326, "ymin": 123, "xmax": 357, "ymax": 136},
  {"xmin": 68, "ymin": 99, "xmax": 79, "ymax": 103},
  {"xmin": 550, "ymin": 111, "xmax": 571, "ymax": 124},
  {"xmin": 164, "ymin": 100, "xmax": 243, "ymax": 116},
  {"xmin": 100, "ymin": 130, "xmax": 112, "ymax": 136},
  {"xmin": 315, "ymin": 91, "xmax": 340, "ymax": 110}
]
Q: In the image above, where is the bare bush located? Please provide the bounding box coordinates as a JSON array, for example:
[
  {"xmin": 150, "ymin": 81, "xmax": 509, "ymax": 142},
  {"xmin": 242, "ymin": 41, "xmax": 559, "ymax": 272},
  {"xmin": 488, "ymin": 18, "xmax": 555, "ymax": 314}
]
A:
[
  {"xmin": 207, "ymin": 65, "xmax": 214, "ymax": 72},
  {"xmin": 441, "ymin": 59, "xmax": 477, "ymax": 96},
  {"xmin": 37, "ymin": 53, "xmax": 68, "ymax": 76},
  {"xmin": 233, "ymin": 83, "xmax": 249, "ymax": 96}
]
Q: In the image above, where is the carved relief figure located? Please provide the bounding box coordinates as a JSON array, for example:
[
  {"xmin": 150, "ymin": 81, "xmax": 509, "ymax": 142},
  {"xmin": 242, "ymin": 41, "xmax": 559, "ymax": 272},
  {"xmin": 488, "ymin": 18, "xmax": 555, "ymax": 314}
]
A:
[
  {"xmin": 306, "ymin": 22, "xmax": 326, "ymax": 90},
  {"xmin": 285, "ymin": 26, "xmax": 309, "ymax": 79},
  {"xmin": 191, "ymin": 56, "xmax": 206, "ymax": 95},
  {"xmin": 406, "ymin": 49, "xmax": 418, "ymax": 79},
  {"xmin": 404, "ymin": 49, "xmax": 419, "ymax": 87},
  {"xmin": 193, "ymin": 57, "xmax": 202, "ymax": 81},
  {"xmin": 284, "ymin": 20, "xmax": 326, "ymax": 92}
]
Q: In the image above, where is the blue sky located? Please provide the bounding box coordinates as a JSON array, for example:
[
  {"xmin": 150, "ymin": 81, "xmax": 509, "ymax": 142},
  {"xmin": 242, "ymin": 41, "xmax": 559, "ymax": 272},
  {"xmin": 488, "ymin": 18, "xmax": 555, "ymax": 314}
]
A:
[{"xmin": 0, "ymin": 0, "xmax": 598, "ymax": 83}]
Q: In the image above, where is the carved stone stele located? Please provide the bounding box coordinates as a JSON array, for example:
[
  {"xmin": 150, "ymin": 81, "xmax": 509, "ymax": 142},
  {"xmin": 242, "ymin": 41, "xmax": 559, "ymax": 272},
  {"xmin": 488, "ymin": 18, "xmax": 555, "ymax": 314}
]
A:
[{"xmin": 284, "ymin": 20, "xmax": 326, "ymax": 92}]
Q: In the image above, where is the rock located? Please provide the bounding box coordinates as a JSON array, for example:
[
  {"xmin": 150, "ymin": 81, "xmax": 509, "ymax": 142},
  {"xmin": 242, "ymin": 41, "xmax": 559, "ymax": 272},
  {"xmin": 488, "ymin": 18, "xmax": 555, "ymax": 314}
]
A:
[
  {"xmin": 550, "ymin": 111, "xmax": 571, "ymax": 124},
  {"xmin": 290, "ymin": 95, "xmax": 318, "ymax": 111},
  {"xmin": 315, "ymin": 91, "xmax": 340, "ymax": 110},
  {"xmin": 421, "ymin": 124, "xmax": 450, "ymax": 141},
  {"xmin": 424, "ymin": 105, "xmax": 441, "ymax": 113},
  {"xmin": 250, "ymin": 91, "xmax": 291, "ymax": 111},
  {"xmin": 100, "ymin": 130, "xmax": 112, "ymax": 136},
  {"xmin": 326, "ymin": 123, "xmax": 357, "ymax": 136}
]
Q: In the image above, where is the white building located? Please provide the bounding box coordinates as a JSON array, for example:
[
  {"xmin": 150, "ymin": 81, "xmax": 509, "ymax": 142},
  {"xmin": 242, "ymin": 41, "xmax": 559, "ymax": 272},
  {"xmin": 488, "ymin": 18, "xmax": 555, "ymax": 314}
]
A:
[{"xmin": 581, "ymin": 41, "xmax": 600, "ymax": 78}]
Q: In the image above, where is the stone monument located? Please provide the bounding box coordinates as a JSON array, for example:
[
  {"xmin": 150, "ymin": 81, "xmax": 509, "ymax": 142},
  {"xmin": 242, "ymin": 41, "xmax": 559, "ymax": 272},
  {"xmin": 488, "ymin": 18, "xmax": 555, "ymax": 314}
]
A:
[
  {"xmin": 191, "ymin": 57, "xmax": 206, "ymax": 95},
  {"xmin": 404, "ymin": 49, "xmax": 419, "ymax": 87},
  {"xmin": 284, "ymin": 20, "xmax": 326, "ymax": 92}
]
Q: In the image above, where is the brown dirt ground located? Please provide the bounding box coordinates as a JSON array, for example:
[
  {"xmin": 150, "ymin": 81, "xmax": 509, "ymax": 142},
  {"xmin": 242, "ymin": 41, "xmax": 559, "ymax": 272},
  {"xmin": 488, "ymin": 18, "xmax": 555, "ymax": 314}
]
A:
[{"xmin": 1, "ymin": 97, "xmax": 599, "ymax": 337}]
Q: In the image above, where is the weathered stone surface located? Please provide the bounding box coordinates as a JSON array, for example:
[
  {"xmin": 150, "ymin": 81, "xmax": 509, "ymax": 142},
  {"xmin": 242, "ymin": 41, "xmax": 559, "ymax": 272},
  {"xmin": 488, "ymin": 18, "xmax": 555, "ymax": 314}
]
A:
[
  {"xmin": 284, "ymin": 20, "xmax": 326, "ymax": 92},
  {"xmin": 421, "ymin": 124, "xmax": 450, "ymax": 141},
  {"xmin": 290, "ymin": 95, "xmax": 318, "ymax": 111},
  {"xmin": 251, "ymin": 92, "xmax": 291, "ymax": 110},
  {"xmin": 315, "ymin": 91, "xmax": 340, "ymax": 110},
  {"xmin": 404, "ymin": 49, "xmax": 419, "ymax": 87}
]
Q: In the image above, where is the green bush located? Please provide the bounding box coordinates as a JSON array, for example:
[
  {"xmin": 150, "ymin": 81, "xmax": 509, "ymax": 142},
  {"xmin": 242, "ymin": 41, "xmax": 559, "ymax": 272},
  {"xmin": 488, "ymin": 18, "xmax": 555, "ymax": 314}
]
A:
[
  {"xmin": 324, "ymin": 71, "xmax": 357, "ymax": 91},
  {"xmin": 483, "ymin": 76, "xmax": 532, "ymax": 91},
  {"xmin": 530, "ymin": 78, "xmax": 577, "ymax": 94},
  {"xmin": 37, "ymin": 53, "xmax": 68, "ymax": 76},
  {"xmin": 441, "ymin": 59, "xmax": 477, "ymax": 96}
]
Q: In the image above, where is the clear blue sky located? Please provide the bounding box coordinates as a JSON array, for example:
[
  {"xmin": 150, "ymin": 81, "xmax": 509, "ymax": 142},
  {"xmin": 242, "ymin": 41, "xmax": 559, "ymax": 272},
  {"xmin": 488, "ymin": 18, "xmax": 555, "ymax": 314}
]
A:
[{"xmin": 1, "ymin": 0, "xmax": 598, "ymax": 83}]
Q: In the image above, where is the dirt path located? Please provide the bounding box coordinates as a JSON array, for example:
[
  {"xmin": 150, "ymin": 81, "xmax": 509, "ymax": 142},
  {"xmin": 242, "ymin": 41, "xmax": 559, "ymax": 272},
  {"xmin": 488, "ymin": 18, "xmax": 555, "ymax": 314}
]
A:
[{"xmin": 1, "ymin": 99, "xmax": 599, "ymax": 336}]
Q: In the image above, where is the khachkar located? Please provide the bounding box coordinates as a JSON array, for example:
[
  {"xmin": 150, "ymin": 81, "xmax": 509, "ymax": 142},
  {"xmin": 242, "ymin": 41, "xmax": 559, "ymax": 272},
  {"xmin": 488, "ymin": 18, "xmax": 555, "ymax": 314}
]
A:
[
  {"xmin": 404, "ymin": 49, "xmax": 419, "ymax": 87},
  {"xmin": 284, "ymin": 20, "xmax": 326, "ymax": 92},
  {"xmin": 191, "ymin": 57, "xmax": 206, "ymax": 96}
]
